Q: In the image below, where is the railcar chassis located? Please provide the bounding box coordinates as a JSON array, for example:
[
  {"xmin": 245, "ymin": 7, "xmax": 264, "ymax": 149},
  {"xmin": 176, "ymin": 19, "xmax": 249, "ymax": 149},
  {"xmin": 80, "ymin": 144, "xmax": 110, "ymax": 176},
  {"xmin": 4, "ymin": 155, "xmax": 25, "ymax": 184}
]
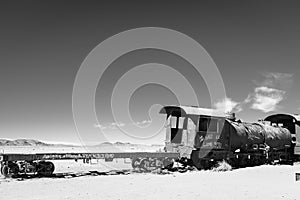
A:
[{"xmin": 0, "ymin": 152, "xmax": 180, "ymax": 177}]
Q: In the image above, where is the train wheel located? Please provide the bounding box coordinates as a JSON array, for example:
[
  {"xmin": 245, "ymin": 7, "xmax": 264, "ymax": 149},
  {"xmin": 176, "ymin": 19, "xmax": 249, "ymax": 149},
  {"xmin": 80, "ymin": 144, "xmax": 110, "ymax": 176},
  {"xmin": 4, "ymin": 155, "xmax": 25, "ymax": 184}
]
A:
[
  {"xmin": 37, "ymin": 161, "xmax": 55, "ymax": 176},
  {"xmin": 9, "ymin": 163, "xmax": 19, "ymax": 175},
  {"xmin": 1, "ymin": 165, "xmax": 9, "ymax": 177},
  {"xmin": 47, "ymin": 162, "xmax": 55, "ymax": 174},
  {"xmin": 155, "ymin": 158, "xmax": 165, "ymax": 169},
  {"xmin": 131, "ymin": 158, "xmax": 140, "ymax": 169},
  {"xmin": 139, "ymin": 158, "xmax": 150, "ymax": 172},
  {"xmin": 162, "ymin": 158, "xmax": 174, "ymax": 170}
]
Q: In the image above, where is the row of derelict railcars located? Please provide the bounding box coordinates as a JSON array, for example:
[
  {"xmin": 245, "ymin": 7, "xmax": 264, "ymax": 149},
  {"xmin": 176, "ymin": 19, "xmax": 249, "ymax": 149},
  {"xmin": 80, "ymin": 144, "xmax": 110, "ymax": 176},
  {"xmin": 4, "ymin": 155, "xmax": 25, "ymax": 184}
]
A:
[
  {"xmin": 161, "ymin": 106, "xmax": 300, "ymax": 169},
  {"xmin": 1, "ymin": 105, "xmax": 300, "ymax": 177}
]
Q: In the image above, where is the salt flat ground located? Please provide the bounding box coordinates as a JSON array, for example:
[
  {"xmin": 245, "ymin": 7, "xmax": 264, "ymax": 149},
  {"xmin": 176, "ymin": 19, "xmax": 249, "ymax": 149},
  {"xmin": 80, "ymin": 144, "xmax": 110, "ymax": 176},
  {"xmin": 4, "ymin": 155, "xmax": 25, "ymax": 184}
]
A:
[
  {"xmin": 0, "ymin": 147, "xmax": 300, "ymax": 200},
  {"xmin": 0, "ymin": 145, "xmax": 162, "ymax": 154}
]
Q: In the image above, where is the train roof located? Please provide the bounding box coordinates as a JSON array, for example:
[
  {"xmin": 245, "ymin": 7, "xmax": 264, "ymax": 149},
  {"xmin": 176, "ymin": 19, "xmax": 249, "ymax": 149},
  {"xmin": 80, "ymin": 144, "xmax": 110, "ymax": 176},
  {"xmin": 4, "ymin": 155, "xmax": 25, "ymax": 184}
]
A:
[
  {"xmin": 159, "ymin": 105, "xmax": 226, "ymax": 117},
  {"xmin": 264, "ymin": 114, "xmax": 300, "ymax": 126}
]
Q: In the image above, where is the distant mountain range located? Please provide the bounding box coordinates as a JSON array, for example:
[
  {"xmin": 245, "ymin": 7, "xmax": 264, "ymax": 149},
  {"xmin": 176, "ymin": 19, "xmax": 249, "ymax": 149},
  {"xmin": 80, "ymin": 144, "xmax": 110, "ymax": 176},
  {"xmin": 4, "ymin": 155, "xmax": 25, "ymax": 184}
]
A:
[
  {"xmin": 0, "ymin": 139, "xmax": 163, "ymax": 147},
  {"xmin": 0, "ymin": 139, "xmax": 53, "ymax": 146}
]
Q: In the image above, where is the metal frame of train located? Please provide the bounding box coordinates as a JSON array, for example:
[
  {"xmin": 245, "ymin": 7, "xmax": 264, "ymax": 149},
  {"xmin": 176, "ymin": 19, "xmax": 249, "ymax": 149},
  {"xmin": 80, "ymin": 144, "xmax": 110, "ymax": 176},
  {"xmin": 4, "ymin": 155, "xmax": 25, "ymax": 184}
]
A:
[{"xmin": 1, "ymin": 105, "xmax": 300, "ymax": 177}]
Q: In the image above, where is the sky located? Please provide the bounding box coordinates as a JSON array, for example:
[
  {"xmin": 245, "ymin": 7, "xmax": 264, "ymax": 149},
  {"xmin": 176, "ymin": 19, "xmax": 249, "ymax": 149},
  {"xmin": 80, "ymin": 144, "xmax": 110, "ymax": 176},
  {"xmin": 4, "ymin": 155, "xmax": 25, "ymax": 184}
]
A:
[{"xmin": 1, "ymin": 1, "xmax": 300, "ymax": 145}]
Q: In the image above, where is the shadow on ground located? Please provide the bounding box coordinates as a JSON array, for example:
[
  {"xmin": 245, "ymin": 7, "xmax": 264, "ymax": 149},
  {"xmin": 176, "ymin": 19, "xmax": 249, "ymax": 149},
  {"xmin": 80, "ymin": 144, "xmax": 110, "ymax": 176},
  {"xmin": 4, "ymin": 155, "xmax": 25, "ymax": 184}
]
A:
[{"xmin": 6, "ymin": 169, "xmax": 132, "ymax": 181}]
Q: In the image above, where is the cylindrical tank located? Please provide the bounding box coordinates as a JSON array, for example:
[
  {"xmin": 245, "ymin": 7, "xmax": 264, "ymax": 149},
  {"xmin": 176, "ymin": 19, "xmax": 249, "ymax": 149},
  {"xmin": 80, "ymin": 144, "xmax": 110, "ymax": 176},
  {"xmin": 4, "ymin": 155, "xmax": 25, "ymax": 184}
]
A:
[
  {"xmin": 262, "ymin": 124, "xmax": 291, "ymax": 149},
  {"xmin": 227, "ymin": 120, "xmax": 292, "ymax": 151},
  {"xmin": 228, "ymin": 121, "xmax": 265, "ymax": 151}
]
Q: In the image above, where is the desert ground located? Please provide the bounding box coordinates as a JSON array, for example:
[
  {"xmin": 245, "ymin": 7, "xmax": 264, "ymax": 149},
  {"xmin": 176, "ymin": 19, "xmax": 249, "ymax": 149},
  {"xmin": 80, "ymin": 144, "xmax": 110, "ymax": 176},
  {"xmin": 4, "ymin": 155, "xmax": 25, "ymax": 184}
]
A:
[{"xmin": 1, "ymin": 146, "xmax": 300, "ymax": 200}]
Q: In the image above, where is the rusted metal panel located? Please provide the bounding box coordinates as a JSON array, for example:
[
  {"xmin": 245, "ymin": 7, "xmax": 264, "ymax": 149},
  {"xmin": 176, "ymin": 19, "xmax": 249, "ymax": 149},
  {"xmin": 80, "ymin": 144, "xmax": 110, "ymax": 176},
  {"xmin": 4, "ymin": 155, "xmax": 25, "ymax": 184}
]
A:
[
  {"xmin": 0, "ymin": 152, "xmax": 180, "ymax": 162},
  {"xmin": 0, "ymin": 154, "xmax": 38, "ymax": 162},
  {"xmin": 226, "ymin": 121, "xmax": 263, "ymax": 150},
  {"xmin": 263, "ymin": 124, "xmax": 291, "ymax": 149}
]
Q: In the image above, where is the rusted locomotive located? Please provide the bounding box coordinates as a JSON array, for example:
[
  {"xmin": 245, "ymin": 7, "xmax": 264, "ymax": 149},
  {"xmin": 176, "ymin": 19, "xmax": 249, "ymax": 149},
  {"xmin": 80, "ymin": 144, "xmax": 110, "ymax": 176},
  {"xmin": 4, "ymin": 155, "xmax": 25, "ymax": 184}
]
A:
[
  {"xmin": 160, "ymin": 105, "xmax": 300, "ymax": 169},
  {"xmin": 1, "ymin": 105, "xmax": 300, "ymax": 177}
]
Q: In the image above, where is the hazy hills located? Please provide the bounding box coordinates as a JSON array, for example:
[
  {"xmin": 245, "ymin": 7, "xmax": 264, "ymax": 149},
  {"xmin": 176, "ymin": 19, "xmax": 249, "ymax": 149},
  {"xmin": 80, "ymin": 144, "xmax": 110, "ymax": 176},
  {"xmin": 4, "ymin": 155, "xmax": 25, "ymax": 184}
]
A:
[
  {"xmin": 0, "ymin": 139, "xmax": 53, "ymax": 146},
  {"xmin": 0, "ymin": 139, "xmax": 163, "ymax": 148}
]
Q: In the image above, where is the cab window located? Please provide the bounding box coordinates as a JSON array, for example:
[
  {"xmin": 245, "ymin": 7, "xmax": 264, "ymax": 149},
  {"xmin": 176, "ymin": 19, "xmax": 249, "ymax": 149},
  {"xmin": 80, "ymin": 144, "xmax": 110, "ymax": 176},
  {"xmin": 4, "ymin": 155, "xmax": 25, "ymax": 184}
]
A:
[
  {"xmin": 199, "ymin": 117, "xmax": 218, "ymax": 132},
  {"xmin": 170, "ymin": 116, "xmax": 185, "ymax": 129},
  {"xmin": 171, "ymin": 116, "xmax": 177, "ymax": 128},
  {"xmin": 169, "ymin": 116, "xmax": 185, "ymax": 144},
  {"xmin": 178, "ymin": 117, "xmax": 185, "ymax": 129}
]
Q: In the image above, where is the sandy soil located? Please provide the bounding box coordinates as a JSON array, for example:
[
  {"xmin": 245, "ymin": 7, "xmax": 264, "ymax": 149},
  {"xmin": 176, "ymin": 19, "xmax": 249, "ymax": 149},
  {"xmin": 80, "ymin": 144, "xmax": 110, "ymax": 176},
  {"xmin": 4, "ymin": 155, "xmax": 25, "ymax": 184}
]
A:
[
  {"xmin": 1, "ymin": 165, "xmax": 300, "ymax": 200},
  {"xmin": 1, "ymin": 147, "xmax": 300, "ymax": 200}
]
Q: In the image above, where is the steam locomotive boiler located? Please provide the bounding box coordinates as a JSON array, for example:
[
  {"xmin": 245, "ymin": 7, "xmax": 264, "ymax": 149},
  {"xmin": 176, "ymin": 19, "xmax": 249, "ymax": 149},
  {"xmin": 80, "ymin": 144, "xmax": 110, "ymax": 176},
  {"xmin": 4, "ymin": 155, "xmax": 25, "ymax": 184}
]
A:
[{"xmin": 160, "ymin": 106, "xmax": 300, "ymax": 169}]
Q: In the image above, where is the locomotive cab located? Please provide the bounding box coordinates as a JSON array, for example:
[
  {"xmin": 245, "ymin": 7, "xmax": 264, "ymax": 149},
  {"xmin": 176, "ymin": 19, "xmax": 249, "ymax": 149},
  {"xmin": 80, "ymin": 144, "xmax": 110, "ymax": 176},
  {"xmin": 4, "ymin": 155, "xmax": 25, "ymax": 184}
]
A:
[{"xmin": 159, "ymin": 106, "xmax": 226, "ymax": 159}]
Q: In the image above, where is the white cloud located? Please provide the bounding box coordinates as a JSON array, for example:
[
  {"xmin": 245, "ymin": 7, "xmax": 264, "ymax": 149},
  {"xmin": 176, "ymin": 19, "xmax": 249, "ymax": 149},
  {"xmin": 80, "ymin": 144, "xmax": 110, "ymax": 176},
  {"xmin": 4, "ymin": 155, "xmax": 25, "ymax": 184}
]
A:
[
  {"xmin": 94, "ymin": 122, "xmax": 125, "ymax": 130},
  {"xmin": 94, "ymin": 124, "xmax": 107, "ymax": 130},
  {"xmin": 133, "ymin": 120, "xmax": 152, "ymax": 126},
  {"xmin": 214, "ymin": 97, "xmax": 242, "ymax": 113},
  {"xmin": 254, "ymin": 86, "xmax": 281, "ymax": 93},
  {"xmin": 110, "ymin": 122, "xmax": 125, "ymax": 127},
  {"xmin": 248, "ymin": 86, "xmax": 285, "ymax": 113},
  {"xmin": 245, "ymin": 72, "xmax": 293, "ymax": 113},
  {"xmin": 255, "ymin": 72, "xmax": 293, "ymax": 90}
]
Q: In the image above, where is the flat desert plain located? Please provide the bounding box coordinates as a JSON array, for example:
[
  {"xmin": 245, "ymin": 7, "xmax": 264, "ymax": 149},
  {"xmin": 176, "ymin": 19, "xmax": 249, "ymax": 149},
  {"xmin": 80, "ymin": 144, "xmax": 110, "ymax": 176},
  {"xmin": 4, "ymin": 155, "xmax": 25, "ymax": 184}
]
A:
[{"xmin": 1, "ymin": 146, "xmax": 300, "ymax": 200}]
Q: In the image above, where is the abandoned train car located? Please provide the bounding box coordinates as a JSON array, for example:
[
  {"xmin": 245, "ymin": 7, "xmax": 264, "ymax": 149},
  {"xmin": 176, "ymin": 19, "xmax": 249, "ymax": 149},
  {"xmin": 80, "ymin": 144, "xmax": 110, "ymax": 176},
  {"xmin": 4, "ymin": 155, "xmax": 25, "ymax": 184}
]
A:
[{"xmin": 160, "ymin": 105, "xmax": 300, "ymax": 169}]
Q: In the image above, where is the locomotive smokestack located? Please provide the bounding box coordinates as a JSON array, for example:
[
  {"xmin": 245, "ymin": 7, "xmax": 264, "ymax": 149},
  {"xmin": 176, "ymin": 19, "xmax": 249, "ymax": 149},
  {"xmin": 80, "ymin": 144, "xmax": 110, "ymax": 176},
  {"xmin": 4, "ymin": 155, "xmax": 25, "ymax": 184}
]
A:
[{"xmin": 226, "ymin": 112, "xmax": 236, "ymax": 121}]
